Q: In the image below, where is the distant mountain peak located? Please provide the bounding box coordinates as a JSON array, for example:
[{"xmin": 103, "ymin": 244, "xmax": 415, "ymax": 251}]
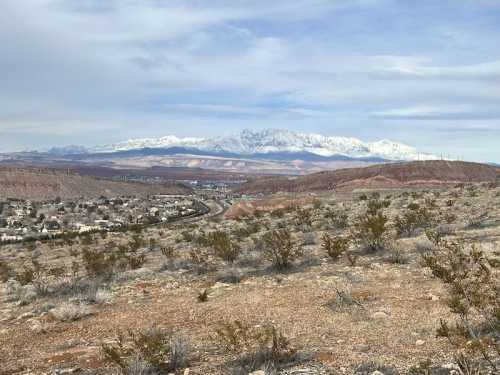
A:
[{"xmin": 83, "ymin": 128, "xmax": 438, "ymax": 161}]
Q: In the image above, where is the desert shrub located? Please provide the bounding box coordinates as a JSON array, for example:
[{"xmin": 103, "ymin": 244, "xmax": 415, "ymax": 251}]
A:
[
  {"xmin": 425, "ymin": 228, "xmax": 444, "ymax": 247},
  {"xmin": 7, "ymin": 281, "xmax": 37, "ymax": 305},
  {"xmin": 81, "ymin": 234, "xmax": 95, "ymax": 246},
  {"xmin": 294, "ymin": 208, "xmax": 312, "ymax": 227},
  {"xmin": 77, "ymin": 283, "xmax": 111, "ymax": 305},
  {"xmin": 15, "ymin": 263, "xmax": 37, "ymax": 285},
  {"xmin": 327, "ymin": 282, "xmax": 363, "ymax": 311},
  {"xmin": 385, "ymin": 242, "xmax": 409, "ymax": 264},
  {"xmin": 443, "ymin": 212, "xmax": 457, "ymax": 224},
  {"xmin": 188, "ymin": 248, "xmax": 211, "ymax": 274},
  {"xmin": 465, "ymin": 212, "xmax": 488, "ymax": 229},
  {"xmin": 197, "ymin": 288, "xmax": 209, "ymax": 302},
  {"xmin": 407, "ymin": 202, "xmax": 420, "ymax": 211},
  {"xmin": 0, "ymin": 260, "xmax": 13, "ymax": 282},
  {"xmin": 128, "ymin": 235, "xmax": 144, "ymax": 252},
  {"xmin": 325, "ymin": 208, "xmax": 348, "ymax": 229},
  {"xmin": 424, "ymin": 198, "xmax": 437, "ymax": 208},
  {"xmin": 352, "ymin": 207, "xmax": 389, "ymax": 252},
  {"xmin": 313, "ymin": 199, "xmax": 322, "ymax": 210},
  {"xmin": 263, "ymin": 229, "xmax": 302, "ymax": 270},
  {"xmin": 148, "ymin": 238, "xmax": 156, "ymax": 251},
  {"xmin": 125, "ymin": 253, "xmax": 146, "ymax": 270},
  {"xmin": 214, "ymin": 321, "xmax": 296, "ymax": 369},
  {"xmin": 50, "ymin": 302, "xmax": 92, "ymax": 322},
  {"xmin": 161, "ymin": 246, "xmax": 175, "ymax": 259},
  {"xmin": 270, "ymin": 208, "xmax": 285, "ymax": 219},
  {"xmin": 208, "ymin": 231, "xmax": 240, "ymax": 263},
  {"xmin": 181, "ymin": 230, "xmax": 194, "ymax": 243},
  {"xmin": 81, "ymin": 248, "xmax": 118, "ymax": 279},
  {"xmin": 408, "ymin": 359, "xmax": 476, "ymax": 375},
  {"xmin": 346, "ymin": 252, "xmax": 359, "ymax": 267},
  {"xmin": 421, "ymin": 238, "xmax": 499, "ymax": 372},
  {"xmin": 394, "ymin": 207, "xmax": 434, "ymax": 237},
  {"xmin": 102, "ymin": 326, "xmax": 190, "ymax": 373},
  {"xmin": 231, "ymin": 222, "xmax": 261, "ymax": 239},
  {"xmin": 322, "ymin": 233, "xmax": 350, "ymax": 261},
  {"xmin": 14, "ymin": 259, "xmax": 56, "ymax": 294}
]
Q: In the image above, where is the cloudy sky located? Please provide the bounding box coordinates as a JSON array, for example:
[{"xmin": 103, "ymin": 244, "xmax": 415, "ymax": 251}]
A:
[{"xmin": 2, "ymin": 0, "xmax": 500, "ymax": 161}]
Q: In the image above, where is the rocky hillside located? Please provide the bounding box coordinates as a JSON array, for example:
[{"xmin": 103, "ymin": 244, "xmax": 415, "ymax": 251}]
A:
[
  {"xmin": 236, "ymin": 160, "xmax": 500, "ymax": 194},
  {"xmin": 0, "ymin": 167, "xmax": 191, "ymax": 200}
]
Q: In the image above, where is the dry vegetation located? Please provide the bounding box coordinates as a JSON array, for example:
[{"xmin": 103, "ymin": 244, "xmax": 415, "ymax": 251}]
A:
[{"xmin": 1, "ymin": 182, "xmax": 499, "ymax": 374}]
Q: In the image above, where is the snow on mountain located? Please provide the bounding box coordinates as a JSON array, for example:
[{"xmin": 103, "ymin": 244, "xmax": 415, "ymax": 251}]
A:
[{"xmin": 90, "ymin": 129, "xmax": 438, "ymax": 161}]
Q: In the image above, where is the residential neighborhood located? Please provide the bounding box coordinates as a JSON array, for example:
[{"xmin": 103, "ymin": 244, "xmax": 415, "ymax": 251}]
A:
[{"xmin": 0, "ymin": 195, "xmax": 204, "ymax": 242}]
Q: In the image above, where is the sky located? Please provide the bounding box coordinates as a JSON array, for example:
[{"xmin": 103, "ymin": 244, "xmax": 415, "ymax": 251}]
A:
[{"xmin": 1, "ymin": 0, "xmax": 500, "ymax": 162}]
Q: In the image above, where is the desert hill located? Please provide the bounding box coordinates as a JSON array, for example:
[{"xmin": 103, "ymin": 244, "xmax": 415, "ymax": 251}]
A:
[
  {"xmin": 235, "ymin": 160, "xmax": 500, "ymax": 194},
  {"xmin": 0, "ymin": 167, "xmax": 192, "ymax": 200}
]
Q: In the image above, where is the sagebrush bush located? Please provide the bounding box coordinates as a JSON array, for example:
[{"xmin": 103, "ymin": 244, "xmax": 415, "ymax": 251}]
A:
[
  {"xmin": 294, "ymin": 208, "xmax": 313, "ymax": 227},
  {"xmin": 465, "ymin": 212, "xmax": 488, "ymax": 229},
  {"xmin": 0, "ymin": 260, "xmax": 13, "ymax": 282},
  {"xmin": 263, "ymin": 229, "xmax": 302, "ymax": 270},
  {"xmin": 82, "ymin": 248, "xmax": 118, "ymax": 279},
  {"xmin": 421, "ymin": 238, "xmax": 499, "ymax": 373},
  {"xmin": 325, "ymin": 208, "xmax": 348, "ymax": 229},
  {"xmin": 102, "ymin": 326, "xmax": 190, "ymax": 373},
  {"xmin": 125, "ymin": 253, "xmax": 146, "ymax": 270},
  {"xmin": 352, "ymin": 205, "xmax": 389, "ymax": 252},
  {"xmin": 394, "ymin": 207, "xmax": 434, "ymax": 237},
  {"xmin": 322, "ymin": 233, "xmax": 350, "ymax": 261},
  {"xmin": 197, "ymin": 288, "xmax": 209, "ymax": 302},
  {"xmin": 161, "ymin": 246, "xmax": 175, "ymax": 259},
  {"xmin": 214, "ymin": 320, "xmax": 296, "ymax": 369},
  {"xmin": 346, "ymin": 252, "xmax": 359, "ymax": 267},
  {"xmin": 385, "ymin": 242, "xmax": 409, "ymax": 264},
  {"xmin": 328, "ymin": 282, "xmax": 363, "ymax": 311},
  {"xmin": 189, "ymin": 248, "xmax": 211, "ymax": 274},
  {"xmin": 208, "ymin": 230, "xmax": 240, "ymax": 263},
  {"xmin": 50, "ymin": 302, "xmax": 92, "ymax": 322}
]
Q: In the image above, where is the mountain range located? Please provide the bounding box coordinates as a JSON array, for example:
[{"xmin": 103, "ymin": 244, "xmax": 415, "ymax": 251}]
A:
[{"xmin": 49, "ymin": 129, "xmax": 438, "ymax": 162}]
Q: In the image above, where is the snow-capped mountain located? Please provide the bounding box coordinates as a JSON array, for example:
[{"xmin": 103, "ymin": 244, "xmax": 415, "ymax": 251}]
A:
[{"xmin": 89, "ymin": 129, "xmax": 437, "ymax": 161}]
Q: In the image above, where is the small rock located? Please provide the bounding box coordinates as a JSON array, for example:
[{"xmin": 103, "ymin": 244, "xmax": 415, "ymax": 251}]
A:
[
  {"xmin": 415, "ymin": 339, "xmax": 425, "ymax": 346},
  {"xmin": 29, "ymin": 319, "xmax": 45, "ymax": 334},
  {"xmin": 440, "ymin": 363, "xmax": 462, "ymax": 375},
  {"xmin": 249, "ymin": 371, "xmax": 265, "ymax": 375},
  {"xmin": 18, "ymin": 311, "xmax": 36, "ymax": 320},
  {"xmin": 370, "ymin": 371, "xmax": 385, "ymax": 375},
  {"xmin": 54, "ymin": 368, "xmax": 81, "ymax": 374},
  {"xmin": 372, "ymin": 311, "xmax": 389, "ymax": 319}
]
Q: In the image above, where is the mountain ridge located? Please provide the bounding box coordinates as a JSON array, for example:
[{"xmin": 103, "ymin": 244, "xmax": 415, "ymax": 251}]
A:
[
  {"xmin": 49, "ymin": 129, "xmax": 438, "ymax": 162},
  {"xmin": 235, "ymin": 160, "xmax": 500, "ymax": 194}
]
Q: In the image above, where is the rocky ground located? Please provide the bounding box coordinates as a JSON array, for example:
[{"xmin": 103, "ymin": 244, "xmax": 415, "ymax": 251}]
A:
[{"xmin": 0, "ymin": 183, "xmax": 499, "ymax": 374}]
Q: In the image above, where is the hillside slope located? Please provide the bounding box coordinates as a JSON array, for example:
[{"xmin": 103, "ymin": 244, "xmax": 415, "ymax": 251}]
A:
[
  {"xmin": 0, "ymin": 167, "xmax": 191, "ymax": 200},
  {"xmin": 235, "ymin": 160, "xmax": 500, "ymax": 194}
]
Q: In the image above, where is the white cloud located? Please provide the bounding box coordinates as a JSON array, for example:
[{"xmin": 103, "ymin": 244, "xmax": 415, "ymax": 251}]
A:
[
  {"xmin": 1, "ymin": 0, "xmax": 500, "ymax": 161},
  {"xmin": 371, "ymin": 105, "xmax": 500, "ymax": 119}
]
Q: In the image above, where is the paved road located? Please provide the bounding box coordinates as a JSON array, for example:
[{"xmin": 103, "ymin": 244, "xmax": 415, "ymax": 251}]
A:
[{"xmin": 171, "ymin": 199, "xmax": 227, "ymax": 224}]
